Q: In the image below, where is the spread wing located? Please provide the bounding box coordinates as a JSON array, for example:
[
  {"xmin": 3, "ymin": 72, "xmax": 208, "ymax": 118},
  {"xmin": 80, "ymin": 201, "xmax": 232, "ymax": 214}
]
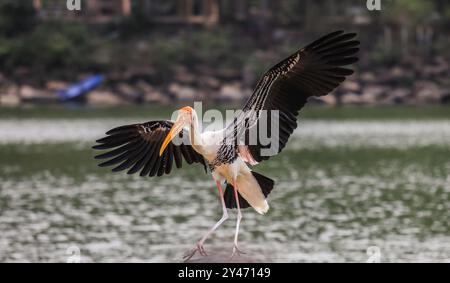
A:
[
  {"xmin": 227, "ymin": 30, "xmax": 359, "ymax": 164},
  {"xmin": 93, "ymin": 120, "xmax": 207, "ymax": 177}
]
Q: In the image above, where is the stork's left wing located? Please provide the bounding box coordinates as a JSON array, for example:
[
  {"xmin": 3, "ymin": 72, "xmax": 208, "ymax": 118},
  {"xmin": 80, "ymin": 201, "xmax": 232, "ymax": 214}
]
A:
[
  {"xmin": 227, "ymin": 30, "xmax": 359, "ymax": 163},
  {"xmin": 93, "ymin": 120, "xmax": 207, "ymax": 177}
]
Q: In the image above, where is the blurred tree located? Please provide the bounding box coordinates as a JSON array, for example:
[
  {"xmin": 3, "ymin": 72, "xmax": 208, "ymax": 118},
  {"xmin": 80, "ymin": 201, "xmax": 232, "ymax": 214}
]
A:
[
  {"xmin": 0, "ymin": 0, "xmax": 448, "ymax": 85},
  {"xmin": 271, "ymin": 0, "xmax": 303, "ymax": 26},
  {"xmin": 0, "ymin": 0, "xmax": 37, "ymax": 37},
  {"xmin": 383, "ymin": 0, "xmax": 437, "ymax": 56},
  {"xmin": 1, "ymin": 22, "xmax": 95, "ymax": 83},
  {"xmin": 386, "ymin": 0, "xmax": 435, "ymax": 26}
]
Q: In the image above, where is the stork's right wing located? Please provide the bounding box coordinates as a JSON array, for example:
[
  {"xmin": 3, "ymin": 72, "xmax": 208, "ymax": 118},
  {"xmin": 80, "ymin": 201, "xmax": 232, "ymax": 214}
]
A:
[{"xmin": 93, "ymin": 120, "xmax": 207, "ymax": 177}]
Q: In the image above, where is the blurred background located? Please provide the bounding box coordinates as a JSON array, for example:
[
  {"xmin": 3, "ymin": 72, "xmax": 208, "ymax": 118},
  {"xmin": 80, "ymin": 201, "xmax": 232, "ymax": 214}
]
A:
[
  {"xmin": 0, "ymin": 0, "xmax": 449, "ymax": 106},
  {"xmin": 0, "ymin": 0, "xmax": 449, "ymax": 262}
]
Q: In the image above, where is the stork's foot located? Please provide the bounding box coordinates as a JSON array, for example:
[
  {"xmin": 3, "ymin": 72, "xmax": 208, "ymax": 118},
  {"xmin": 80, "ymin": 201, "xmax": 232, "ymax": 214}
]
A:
[
  {"xmin": 183, "ymin": 242, "xmax": 207, "ymax": 262},
  {"xmin": 230, "ymin": 243, "xmax": 246, "ymax": 260}
]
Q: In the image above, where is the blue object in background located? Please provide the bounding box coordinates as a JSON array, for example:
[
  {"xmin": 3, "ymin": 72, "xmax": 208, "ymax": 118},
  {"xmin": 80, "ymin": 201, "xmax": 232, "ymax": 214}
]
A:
[{"xmin": 56, "ymin": 74, "xmax": 104, "ymax": 101}]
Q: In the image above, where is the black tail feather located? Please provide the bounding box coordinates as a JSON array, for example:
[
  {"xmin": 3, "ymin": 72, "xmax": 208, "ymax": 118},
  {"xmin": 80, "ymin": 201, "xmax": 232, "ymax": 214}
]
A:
[
  {"xmin": 224, "ymin": 184, "xmax": 251, "ymax": 209},
  {"xmin": 251, "ymin": 171, "xmax": 275, "ymax": 197},
  {"xmin": 223, "ymin": 171, "xmax": 275, "ymax": 209}
]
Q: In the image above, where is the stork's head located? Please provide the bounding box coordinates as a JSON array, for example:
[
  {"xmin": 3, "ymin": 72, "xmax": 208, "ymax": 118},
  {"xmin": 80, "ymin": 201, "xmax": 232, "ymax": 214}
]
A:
[{"xmin": 159, "ymin": 106, "xmax": 193, "ymax": 156}]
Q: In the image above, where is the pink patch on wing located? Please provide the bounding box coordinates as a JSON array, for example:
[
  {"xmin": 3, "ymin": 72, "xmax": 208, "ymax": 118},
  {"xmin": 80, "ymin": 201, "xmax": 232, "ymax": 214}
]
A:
[{"xmin": 238, "ymin": 146, "xmax": 259, "ymax": 166}]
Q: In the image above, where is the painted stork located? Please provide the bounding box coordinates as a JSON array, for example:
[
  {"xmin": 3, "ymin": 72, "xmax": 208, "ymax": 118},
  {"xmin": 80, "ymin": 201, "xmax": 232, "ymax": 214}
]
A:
[{"xmin": 93, "ymin": 31, "xmax": 359, "ymax": 261}]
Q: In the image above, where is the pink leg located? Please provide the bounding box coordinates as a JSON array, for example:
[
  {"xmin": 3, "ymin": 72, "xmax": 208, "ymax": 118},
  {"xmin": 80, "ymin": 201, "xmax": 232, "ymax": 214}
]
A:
[
  {"xmin": 183, "ymin": 180, "xmax": 229, "ymax": 262},
  {"xmin": 230, "ymin": 179, "xmax": 245, "ymax": 259}
]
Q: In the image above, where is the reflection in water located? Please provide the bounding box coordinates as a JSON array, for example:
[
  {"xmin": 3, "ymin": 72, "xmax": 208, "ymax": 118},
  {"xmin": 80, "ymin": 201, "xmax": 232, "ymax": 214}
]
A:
[{"xmin": 0, "ymin": 119, "xmax": 449, "ymax": 262}]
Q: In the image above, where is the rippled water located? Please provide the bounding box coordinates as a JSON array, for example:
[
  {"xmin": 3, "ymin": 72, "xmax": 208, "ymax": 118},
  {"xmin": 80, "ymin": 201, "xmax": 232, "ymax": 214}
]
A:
[
  {"xmin": 1, "ymin": 116, "xmax": 449, "ymax": 262},
  {"xmin": 2, "ymin": 118, "xmax": 450, "ymax": 148}
]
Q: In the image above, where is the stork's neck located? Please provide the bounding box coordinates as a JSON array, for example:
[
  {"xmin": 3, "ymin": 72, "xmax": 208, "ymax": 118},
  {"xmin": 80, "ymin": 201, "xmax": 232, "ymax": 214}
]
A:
[{"xmin": 189, "ymin": 110, "xmax": 204, "ymax": 153}]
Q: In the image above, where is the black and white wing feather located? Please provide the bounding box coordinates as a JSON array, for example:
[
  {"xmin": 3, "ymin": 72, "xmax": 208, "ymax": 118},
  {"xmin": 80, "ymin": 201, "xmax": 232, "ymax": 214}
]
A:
[
  {"xmin": 93, "ymin": 120, "xmax": 207, "ymax": 177},
  {"xmin": 227, "ymin": 30, "xmax": 359, "ymax": 163}
]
